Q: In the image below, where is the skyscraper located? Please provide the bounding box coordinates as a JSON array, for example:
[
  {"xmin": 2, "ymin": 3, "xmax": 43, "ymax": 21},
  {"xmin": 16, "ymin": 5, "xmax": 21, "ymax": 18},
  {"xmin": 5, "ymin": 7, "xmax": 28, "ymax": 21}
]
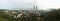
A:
[
  {"xmin": 33, "ymin": 5, "xmax": 35, "ymax": 10},
  {"xmin": 33, "ymin": 5, "xmax": 38, "ymax": 11},
  {"xmin": 33, "ymin": 0, "xmax": 38, "ymax": 11},
  {"xmin": 36, "ymin": 5, "xmax": 38, "ymax": 10}
]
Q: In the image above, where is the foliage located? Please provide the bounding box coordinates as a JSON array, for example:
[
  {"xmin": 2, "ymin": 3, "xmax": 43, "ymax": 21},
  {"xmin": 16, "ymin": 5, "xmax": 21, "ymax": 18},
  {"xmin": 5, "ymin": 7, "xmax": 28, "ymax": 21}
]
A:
[
  {"xmin": 43, "ymin": 9, "xmax": 60, "ymax": 21},
  {"xmin": 0, "ymin": 11, "xmax": 39, "ymax": 21}
]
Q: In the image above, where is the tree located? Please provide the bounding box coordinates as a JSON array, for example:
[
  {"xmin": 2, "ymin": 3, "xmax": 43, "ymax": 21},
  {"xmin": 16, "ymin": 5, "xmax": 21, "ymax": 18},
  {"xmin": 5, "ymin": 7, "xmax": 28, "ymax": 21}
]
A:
[{"xmin": 43, "ymin": 9, "xmax": 60, "ymax": 21}]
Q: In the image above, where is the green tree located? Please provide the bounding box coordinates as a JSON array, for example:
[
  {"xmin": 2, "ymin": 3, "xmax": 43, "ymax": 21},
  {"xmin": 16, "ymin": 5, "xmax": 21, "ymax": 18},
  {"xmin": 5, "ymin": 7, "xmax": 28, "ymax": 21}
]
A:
[{"xmin": 43, "ymin": 9, "xmax": 60, "ymax": 21}]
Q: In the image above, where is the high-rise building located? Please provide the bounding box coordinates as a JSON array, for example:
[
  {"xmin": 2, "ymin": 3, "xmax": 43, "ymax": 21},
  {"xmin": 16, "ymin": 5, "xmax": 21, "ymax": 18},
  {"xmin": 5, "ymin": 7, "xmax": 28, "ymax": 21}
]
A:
[
  {"xmin": 33, "ymin": 5, "xmax": 38, "ymax": 11},
  {"xmin": 33, "ymin": 5, "xmax": 35, "ymax": 10},
  {"xmin": 36, "ymin": 5, "xmax": 38, "ymax": 10},
  {"xmin": 33, "ymin": 0, "xmax": 38, "ymax": 11}
]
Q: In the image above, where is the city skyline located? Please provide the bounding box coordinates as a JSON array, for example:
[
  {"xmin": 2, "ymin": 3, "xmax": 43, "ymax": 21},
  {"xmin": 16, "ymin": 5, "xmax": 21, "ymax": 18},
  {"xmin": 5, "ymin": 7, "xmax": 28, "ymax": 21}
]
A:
[{"xmin": 0, "ymin": 0, "xmax": 60, "ymax": 10}]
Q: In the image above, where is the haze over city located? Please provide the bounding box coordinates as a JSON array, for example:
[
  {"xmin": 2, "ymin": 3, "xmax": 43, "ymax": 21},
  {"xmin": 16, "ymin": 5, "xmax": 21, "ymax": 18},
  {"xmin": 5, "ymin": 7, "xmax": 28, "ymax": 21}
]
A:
[
  {"xmin": 0, "ymin": 0, "xmax": 60, "ymax": 21},
  {"xmin": 0, "ymin": 0, "xmax": 60, "ymax": 10}
]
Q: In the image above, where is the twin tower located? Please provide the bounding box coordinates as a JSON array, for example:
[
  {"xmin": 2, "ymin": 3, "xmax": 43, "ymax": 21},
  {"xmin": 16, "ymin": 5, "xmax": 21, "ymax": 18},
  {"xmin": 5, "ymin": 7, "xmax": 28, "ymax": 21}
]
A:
[{"xmin": 33, "ymin": 5, "xmax": 38, "ymax": 11}]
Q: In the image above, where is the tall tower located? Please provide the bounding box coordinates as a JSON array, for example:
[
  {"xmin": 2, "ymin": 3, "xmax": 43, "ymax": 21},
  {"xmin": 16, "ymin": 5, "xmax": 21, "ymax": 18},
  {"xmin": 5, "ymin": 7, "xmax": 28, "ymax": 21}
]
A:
[
  {"xmin": 33, "ymin": 5, "xmax": 38, "ymax": 10},
  {"xmin": 36, "ymin": 5, "xmax": 38, "ymax": 10},
  {"xmin": 33, "ymin": 5, "xmax": 35, "ymax": 10},
  {"xmin": 33, "ymin": 0, "xmax": 38, "ymax": 11}
]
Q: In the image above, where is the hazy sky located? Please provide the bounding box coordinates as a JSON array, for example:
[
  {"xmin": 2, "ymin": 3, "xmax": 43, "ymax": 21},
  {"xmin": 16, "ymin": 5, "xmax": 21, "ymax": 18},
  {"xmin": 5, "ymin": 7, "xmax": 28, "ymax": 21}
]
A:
[
  {"xmin": 38, "ymin": 0, "xmax": 60, "ymax": 10},
  {"xmin": 0, "ymin": 0, "xmax": 60, "ymax": 10}
]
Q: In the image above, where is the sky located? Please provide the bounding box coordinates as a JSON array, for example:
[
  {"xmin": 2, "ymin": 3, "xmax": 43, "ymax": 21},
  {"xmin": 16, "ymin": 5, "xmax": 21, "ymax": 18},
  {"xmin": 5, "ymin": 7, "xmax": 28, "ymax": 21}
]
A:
[
  {"xmin": 0, "ymin": 0, "xmax": 60, "ymax": 10},
  {"xmin": 38, "ymin": 0, "xmax": 60, "ymax": 10},
  {"xmin": 8, "ymin": 0, "xmax": 34, "ymax": 10}
]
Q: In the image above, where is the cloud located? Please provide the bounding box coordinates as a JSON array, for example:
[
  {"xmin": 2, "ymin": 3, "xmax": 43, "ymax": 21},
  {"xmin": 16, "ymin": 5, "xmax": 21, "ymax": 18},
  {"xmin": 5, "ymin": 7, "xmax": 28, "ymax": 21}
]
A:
[
  {"xmin": 0, "ymin": 0, "xmax": 8, "ymax": 9},
  {"xmin": 16, "ymin": 0, "xmax": 34, "ymax": 5},
  {"xmin": 7, "ymin": 0, "xmax": 34, "ymax": 10},
  {"xmin": 38, "ymin": 0, "xmax": 60, "ymax": 10},
  {"xmin": 0, "ymin": 0, "xmax": 34, "ymax": 10}
]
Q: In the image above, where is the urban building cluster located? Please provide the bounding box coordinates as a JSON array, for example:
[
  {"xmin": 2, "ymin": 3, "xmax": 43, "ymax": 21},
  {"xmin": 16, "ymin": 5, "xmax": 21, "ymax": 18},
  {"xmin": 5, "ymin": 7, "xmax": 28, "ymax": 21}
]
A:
[
  {"xmin": 1, "ymin": 10, "xmax": 40, "ymax": 18},
  {"xmin": 0, "ymin": 5, "xmax": 48, "ymax": 19}
]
